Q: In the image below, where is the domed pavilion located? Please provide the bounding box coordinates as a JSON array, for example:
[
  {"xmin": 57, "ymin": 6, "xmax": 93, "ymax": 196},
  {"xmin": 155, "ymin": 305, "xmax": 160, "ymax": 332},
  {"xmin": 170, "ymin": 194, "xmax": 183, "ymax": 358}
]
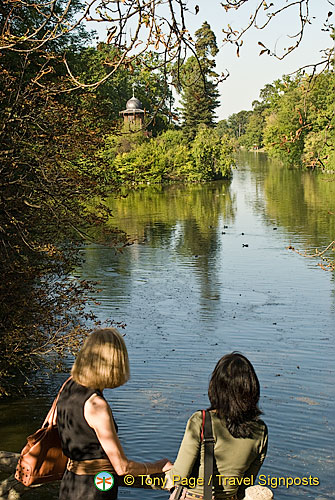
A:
[{"xmin": 120, "ymin": 88, "xmax": 145, "ymax": 130}]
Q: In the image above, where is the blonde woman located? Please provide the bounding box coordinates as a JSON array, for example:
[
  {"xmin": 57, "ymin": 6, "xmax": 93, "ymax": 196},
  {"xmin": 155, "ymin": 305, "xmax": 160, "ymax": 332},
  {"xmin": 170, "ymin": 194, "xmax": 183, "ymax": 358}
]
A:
[{"xmin": 57, "ymin": 328, "xmax": 172, "ymax": 499}]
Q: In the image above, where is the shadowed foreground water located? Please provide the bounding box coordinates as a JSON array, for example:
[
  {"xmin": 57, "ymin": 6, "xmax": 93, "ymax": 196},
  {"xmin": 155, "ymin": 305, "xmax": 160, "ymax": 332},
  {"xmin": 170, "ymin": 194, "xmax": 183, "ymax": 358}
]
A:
[{"xmin": 1, "ymin": 153, "xmax": 334, "ymax": 500}]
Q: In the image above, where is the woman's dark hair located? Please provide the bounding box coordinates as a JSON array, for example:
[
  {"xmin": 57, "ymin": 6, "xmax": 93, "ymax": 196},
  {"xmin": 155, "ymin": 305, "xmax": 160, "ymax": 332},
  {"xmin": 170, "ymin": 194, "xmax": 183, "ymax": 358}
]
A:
[{"xmin": 208, "ymin": 352, "xmax": 261, "ymax": 439}]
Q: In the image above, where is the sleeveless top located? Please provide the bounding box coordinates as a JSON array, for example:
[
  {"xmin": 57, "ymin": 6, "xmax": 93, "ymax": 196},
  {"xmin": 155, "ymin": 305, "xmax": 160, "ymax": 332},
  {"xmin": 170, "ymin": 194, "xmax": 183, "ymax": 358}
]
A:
[{"xmin": 57, "ymin": 378, "xmax": 118, "ymax": 461}]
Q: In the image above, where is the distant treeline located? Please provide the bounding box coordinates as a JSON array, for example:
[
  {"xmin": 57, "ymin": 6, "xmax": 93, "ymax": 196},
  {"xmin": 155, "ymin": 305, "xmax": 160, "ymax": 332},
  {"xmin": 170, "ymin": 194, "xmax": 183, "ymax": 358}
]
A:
[{"xmin": 217, "ymin": 70, "xmax": 335, "ymax": 170}]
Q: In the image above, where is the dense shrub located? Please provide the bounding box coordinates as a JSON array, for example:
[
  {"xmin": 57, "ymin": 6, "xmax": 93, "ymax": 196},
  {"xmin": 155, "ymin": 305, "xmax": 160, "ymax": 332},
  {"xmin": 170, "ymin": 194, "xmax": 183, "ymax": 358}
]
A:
[{"xmin": 102, "ymin": 127, "xmax": 234, "ymax": 183}]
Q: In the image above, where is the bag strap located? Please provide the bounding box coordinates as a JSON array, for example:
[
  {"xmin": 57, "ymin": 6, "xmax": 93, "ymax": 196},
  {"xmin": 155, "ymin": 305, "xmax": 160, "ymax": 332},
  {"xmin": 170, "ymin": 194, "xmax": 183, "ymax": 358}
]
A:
[
  {"xmin": 43, "ymin": 376, "xmax": 72, "ymax": 427},
  {"xmin": 202, "ymin": 410, "xmax": 215, "ymax": 500},
  {"xmin": 173, "ymin": 485, "xmax": 184, "ymax": 500}
]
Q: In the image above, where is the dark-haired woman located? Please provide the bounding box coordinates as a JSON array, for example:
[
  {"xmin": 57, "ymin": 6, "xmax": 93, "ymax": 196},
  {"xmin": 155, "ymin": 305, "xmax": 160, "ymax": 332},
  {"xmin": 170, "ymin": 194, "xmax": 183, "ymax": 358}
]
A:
[{"xmin": 167, "ymin": 353, "xmax": 268, "ymax": 500}]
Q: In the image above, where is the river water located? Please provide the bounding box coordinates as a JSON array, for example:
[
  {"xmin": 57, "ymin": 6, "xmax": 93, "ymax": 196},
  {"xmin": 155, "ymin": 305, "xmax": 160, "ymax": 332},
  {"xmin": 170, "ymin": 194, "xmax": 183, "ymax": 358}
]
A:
[{"xmin": 1, "ymin": 152, "xmax": 334, "ymax": 499}]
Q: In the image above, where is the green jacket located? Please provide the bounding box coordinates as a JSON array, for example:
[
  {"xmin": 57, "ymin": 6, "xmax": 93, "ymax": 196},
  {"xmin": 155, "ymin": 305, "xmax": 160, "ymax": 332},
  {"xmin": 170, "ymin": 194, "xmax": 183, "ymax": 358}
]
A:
[{"xmin": 167, "ymin": 411, "xmax": 268, "ymax": 499}]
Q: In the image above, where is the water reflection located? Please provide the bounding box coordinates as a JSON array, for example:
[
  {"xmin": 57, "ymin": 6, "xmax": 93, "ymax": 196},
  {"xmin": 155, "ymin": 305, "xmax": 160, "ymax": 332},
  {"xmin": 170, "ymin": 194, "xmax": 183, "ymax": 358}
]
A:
[
  {"xmin": 1, "ymin": 155, "xmax": 334, "ymax": 500},
  {"xmin": 79, "ymin": 157, "xmax": 335, "ymax": 500},
  {"xmin": 105, "ymin": 181, "xmax": 236, "ymax": 251},
  {"xmin": 88, "ymin": 181, "xmax": 236, "ymax": 307},
  {"xmin": 243, "ymin": 151, "xmax": 335, "ymax": 250}
]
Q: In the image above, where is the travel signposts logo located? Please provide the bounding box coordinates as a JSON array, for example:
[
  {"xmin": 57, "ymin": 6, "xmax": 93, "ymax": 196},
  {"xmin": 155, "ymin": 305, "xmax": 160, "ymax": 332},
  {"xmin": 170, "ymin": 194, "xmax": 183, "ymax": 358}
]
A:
[{"xmin": 94, "ymin": 471, "xmax": 114, "ymax": 491}]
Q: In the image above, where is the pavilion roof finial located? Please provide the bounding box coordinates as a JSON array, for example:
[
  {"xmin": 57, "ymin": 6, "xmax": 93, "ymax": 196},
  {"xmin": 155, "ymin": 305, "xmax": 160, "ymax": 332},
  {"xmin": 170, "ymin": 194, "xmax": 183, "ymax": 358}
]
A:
[{"xmin": 120, "ymin": 84, "xmax": 144, "ymax": 114}]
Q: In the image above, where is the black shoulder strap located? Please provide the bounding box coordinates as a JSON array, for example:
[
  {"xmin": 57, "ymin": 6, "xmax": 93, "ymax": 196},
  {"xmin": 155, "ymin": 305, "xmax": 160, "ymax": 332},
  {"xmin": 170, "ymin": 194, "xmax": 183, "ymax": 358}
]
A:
[{"xmin": 202, "ymin": 410, "xmax": 214, "ymax": 500}]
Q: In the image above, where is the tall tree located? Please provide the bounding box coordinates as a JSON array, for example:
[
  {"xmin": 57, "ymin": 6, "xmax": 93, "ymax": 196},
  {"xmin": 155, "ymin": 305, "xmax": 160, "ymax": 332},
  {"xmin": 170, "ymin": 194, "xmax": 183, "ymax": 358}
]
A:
[
  {"xmin": 262, "ymin": 71, "xmax": 335, "ymax": 168},
  {"xmin": 179, "ymin": 22, "xmax": 220, "ymax": 139}
]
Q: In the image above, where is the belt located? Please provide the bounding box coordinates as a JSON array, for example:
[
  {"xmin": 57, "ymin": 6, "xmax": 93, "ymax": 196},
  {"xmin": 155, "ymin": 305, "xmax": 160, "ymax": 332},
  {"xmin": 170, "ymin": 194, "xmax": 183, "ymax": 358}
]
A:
[{"xmin": 67, "ymin": 458, "xmax": 115, "ymax": 476}]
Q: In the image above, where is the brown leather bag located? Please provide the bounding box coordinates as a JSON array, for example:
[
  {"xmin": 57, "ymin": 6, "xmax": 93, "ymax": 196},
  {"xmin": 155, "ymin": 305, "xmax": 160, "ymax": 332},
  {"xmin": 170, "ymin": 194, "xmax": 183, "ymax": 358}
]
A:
[{"xmin": 15, "ymin": 378, "xmax": 70, "ymax": 486}]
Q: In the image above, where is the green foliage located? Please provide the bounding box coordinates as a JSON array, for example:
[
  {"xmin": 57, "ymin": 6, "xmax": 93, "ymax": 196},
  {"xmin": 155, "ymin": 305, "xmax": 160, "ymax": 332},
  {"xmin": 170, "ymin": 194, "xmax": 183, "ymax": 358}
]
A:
[
  {"xmin": 101, "ymin": 127, "xmax": 234, "ymax": 183},
  {"xmin": 234, "ymin": 69, "xmax": 335, "ymax": 169},
  {"xmin": 0, "ymin": 12, "xmax": 128, "ymax": 397},
  {"xmin": 240, "ymin": 112, "xmax": 265, "ymax": 150},
  {"xmin": 71, "ymin": 44, "xmax": 173, "ymax": 134},
  {"xmin": 262, "ymin": 76, "xmax": 307, "ymax": 165},
  {"xmin": 262, "ymin": 72, "xmax": 335, "ymax": 168},
  {"xmin": 195, "ymin": 21, "xmax": 219, "ymax": 62},
  {"xmin": 114, "ymin": 139, "xmax": 168, "ymax": 183},
  {"xmin": 217, "ymin": 111, "xmax": 252, "ymax": 140},
  {"xmin": 0, "ymin": 77, "xmax": 128, "ymax": 395},
  {"xmin": 300, "ymin": 72, "xmax": 335, "ymax": 169},
  {"xmin": 178, "ymin": 22, "xmax": 220, "ymax": 140},
  {"xmin": 190, "ymin": 127, "xmax": 234, "ymax": 181}
]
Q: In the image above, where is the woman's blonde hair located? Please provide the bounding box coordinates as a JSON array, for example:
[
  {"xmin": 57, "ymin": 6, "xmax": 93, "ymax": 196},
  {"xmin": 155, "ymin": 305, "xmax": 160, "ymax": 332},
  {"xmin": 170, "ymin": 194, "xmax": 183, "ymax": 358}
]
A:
[{"xmin": 71, "ymin": 328, "xmax": 130, "ymax": 389}]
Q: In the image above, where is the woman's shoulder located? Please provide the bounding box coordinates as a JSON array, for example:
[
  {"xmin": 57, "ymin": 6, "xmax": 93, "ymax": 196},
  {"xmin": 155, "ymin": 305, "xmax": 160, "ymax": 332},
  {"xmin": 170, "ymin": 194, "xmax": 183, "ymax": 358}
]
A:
[
  {"xmin": 255, "ymin": 418, "xmax": 267, "ymax": 433},
  {"xmin": 185, "ymin": 410, "xmax": 203, "ymax": 427},
  {"xmin": 188, "ymin": 409, "xmax": 220, "ymax": 423},
  {"xmin": 59, "ymin": 380, "xmax": 102, "ymax": 405},
  {"xmin": 186, "ymin": 409, "xmax": 217, "ymax": 429},
  {"xmin": 189, "ymin": 410, "xmax": 207, "ymax": 420},
  {"xmin": 85, "ymin": 392, "xmax": 108, "ymax": 412},
  {"xmin": 249, "ymin": 418, "xmax": 268, "ymax": 442}
]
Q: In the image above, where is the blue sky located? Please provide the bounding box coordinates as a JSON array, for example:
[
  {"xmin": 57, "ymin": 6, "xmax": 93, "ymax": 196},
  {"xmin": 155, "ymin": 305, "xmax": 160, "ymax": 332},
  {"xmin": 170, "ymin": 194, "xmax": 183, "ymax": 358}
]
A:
[
  {"xmin": 92, "ymin": 1, "xmax": 333, "ymax": 120},
  {"xmin": 180, "ymin": 1, "xmax": 333, "ymax": 119}
]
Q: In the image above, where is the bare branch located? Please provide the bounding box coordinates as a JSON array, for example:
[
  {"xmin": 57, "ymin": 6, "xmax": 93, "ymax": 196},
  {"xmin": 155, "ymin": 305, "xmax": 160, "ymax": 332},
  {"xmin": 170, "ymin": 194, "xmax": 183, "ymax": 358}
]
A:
[{"xmin": 1, "ymin": 0, "xmax": 333, "ymax": 91}]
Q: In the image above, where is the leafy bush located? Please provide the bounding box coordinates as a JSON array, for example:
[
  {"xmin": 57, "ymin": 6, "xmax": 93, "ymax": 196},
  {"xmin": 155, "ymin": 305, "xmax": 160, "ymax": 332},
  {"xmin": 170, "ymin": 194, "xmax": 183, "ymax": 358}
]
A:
[
  {"xmin": 102, "ymin": 126, "xmax": 234, "ymax": 184},
  {"xmin": 191, "ymin": 126, "xmax": 234, "ymax": 180}
]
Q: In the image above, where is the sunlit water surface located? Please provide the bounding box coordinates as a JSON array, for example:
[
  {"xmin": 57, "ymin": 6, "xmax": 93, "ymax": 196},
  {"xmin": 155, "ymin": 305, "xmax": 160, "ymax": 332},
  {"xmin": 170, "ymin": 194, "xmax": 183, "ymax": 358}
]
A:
[{"xmin": 1, "ymin": 153, "xmax": 334, "ymax": 499}]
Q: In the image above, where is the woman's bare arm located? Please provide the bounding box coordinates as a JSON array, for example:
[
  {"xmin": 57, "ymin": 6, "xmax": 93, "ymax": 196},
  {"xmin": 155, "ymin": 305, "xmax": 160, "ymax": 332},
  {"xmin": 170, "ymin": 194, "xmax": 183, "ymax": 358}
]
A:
[{"xmin": 84, "ymin": 394, "xmax": 172, "ymax": 476}]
